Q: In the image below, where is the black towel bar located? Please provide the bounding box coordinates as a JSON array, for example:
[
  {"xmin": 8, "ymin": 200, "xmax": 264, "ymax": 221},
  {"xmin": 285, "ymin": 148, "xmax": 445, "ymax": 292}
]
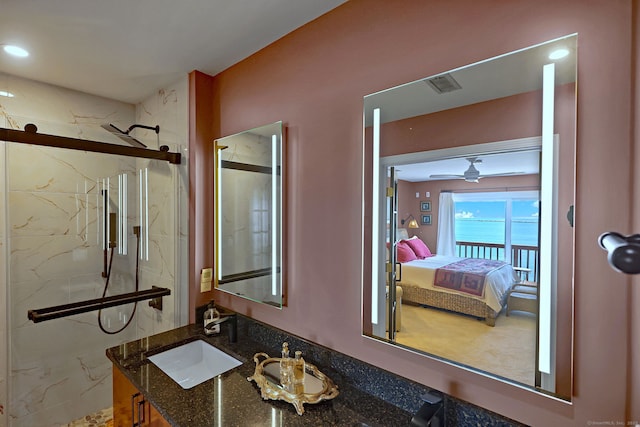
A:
[{"xmin": 27, "ymin": 287, "xmax": 171, "ymax": 323}]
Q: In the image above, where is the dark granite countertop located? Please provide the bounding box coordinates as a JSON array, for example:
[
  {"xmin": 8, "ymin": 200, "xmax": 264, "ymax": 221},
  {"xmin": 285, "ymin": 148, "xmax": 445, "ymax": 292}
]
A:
[{"xmin": 106, "ymin": 323, "xmax": 413, "ymax": 426}]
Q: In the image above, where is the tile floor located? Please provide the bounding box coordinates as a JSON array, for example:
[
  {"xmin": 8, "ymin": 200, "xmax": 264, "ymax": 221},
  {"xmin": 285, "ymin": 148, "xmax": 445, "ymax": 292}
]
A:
[{"xmin": 65, "ymin": 407, "xmax": 113, "ymax": 427}]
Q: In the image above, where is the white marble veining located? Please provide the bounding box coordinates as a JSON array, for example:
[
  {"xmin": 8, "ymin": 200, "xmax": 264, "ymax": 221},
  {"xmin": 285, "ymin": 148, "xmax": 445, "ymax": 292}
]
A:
[
  {"xmin": 8, "ymin": 191, "xmax": 98, "ymax": 239},
  {"xmin": 1, "ymin": 72, "xmax": 189, "ymax": 426},
  {"xmin": 0, "ymin": 72, "xmax": 135, "ymax": 141},
  {"xmin": 7, "ymin": 143, "xmax": 136, "ymax": 194},
  {"xmin": 9, "ymin": 235, "xmax": 103, "ymax": 283}
]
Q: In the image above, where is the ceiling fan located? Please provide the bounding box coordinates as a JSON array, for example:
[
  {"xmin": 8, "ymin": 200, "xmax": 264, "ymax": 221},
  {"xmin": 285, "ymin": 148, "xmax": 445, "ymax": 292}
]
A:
[{"xmin": 429, "ymin": 157, "xmax": 524, "ymax": 183}]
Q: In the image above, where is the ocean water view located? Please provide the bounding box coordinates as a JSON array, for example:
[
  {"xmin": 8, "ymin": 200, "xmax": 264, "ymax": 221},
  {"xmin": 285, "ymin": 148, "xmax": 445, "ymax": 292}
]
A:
[
  {"xmin": 455, "ymin": 218, "xmax": 539, "ymax": 247},
  {"xmin": 454, "ymin": 200, "xmax": 539, "ymax": 248},
  {"xmin": 455, "ymin": 218, "xmax": 539, "ymax": 280}
]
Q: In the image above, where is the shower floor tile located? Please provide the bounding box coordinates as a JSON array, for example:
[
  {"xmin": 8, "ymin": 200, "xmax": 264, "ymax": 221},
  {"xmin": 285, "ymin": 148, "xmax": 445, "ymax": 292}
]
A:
[{"xmin": 65, "ymin": 407, "xmax": 113, "ymax": 427}]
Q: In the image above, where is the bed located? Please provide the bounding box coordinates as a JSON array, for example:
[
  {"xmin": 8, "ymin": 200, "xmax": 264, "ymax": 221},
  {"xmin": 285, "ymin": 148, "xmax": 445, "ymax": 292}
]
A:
[
  {"xmin": 390, "ymin": 228, "xmax": 518, "ymax": 326},
  {"xmin": 396, "ymin": 254, "xmax": 518, "ymax": 326}
]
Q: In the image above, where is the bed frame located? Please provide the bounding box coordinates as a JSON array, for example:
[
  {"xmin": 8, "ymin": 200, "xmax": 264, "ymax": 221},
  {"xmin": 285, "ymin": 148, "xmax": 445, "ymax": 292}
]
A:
[{"xmin": 399, "ymin": 283, "xmax": 507, "ymax": 326}]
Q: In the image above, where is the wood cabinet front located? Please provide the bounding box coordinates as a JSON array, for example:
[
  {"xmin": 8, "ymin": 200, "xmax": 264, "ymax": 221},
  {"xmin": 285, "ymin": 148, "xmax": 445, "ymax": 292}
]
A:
[{"xmin": 113, "ymin": 365, "xmax": 170, "ymax": 427}]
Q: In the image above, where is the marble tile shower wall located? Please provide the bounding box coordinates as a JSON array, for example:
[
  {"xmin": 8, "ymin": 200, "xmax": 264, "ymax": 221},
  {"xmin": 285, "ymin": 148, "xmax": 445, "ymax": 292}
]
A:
[{"xmin": 0, "ymin": 73, "xmax": 189, "ymax": 426}]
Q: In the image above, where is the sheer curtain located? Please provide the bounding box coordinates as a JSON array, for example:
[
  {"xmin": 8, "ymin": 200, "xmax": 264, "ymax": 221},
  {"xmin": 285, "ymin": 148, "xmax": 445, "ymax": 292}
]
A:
[{"xmin": 436, "ymin": 192, "xmax": 456, "ymax": 256}]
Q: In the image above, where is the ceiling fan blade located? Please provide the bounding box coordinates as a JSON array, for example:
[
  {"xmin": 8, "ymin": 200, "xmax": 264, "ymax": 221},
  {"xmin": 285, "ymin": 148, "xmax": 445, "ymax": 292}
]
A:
[
  {"xmin": 429, "ymin": 174, "xmax": 465, "ymax": 179},
  {"xmin": 478, "ymin": 171, "xmax": 527, "ymax": 178}
]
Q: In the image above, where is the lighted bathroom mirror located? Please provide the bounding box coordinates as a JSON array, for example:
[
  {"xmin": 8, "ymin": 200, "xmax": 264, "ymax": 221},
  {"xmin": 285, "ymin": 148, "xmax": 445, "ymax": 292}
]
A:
[
  {"xmin": 362, "ymin": 35, "xmax": 576, "ymax": 400},
  {"xmin": 214, "ymin": 121, "xmax": 284, "ymax": 308}
]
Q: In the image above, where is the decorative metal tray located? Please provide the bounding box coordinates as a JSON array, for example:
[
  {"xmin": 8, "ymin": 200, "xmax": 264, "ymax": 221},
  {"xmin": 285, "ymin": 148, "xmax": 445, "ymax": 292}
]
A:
[{"xmin": 247, "ymin": 352, "xmax": 339, "ymax": 415}]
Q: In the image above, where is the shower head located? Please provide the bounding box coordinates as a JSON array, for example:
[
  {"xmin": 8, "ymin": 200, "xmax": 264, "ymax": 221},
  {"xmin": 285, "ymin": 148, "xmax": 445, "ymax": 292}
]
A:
[
  {"xmin": 101, "ymin": 123, "xmax": 146, "ymax": 148},
  {"xmin": 101, "ymin": 123, "xmax": 159, "ymax": 149}
]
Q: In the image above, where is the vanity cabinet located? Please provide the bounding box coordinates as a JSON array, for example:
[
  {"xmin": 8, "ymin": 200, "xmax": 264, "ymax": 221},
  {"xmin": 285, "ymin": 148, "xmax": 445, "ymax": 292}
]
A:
[{"xmin": 113, "ymin": 366, "xmax": 170, "ymax": 426}]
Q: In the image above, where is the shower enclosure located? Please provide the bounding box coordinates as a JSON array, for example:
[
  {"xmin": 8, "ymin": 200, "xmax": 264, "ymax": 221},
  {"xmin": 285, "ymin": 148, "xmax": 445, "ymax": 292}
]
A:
[{"xmin": 1, "ymin": 119, "xmax": 186, "ymax": 426}]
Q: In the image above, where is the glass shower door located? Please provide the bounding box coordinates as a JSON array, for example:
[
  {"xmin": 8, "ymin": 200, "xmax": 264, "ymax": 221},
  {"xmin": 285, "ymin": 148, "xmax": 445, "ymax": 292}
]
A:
[{"xmin": 3, "ymin": 142, "xmax": 180, "ymax": 426}]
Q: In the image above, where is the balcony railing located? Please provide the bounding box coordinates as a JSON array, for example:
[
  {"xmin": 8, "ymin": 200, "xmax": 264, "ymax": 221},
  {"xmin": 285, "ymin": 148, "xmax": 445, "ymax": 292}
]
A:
[{"xmin": 455, "ymin": 241, "xmax": 539, "ymax": 283}]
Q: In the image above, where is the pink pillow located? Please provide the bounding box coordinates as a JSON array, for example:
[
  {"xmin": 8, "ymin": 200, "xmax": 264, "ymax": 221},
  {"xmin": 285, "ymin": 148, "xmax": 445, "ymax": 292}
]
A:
[
  {"xmin": 403, "ymin": 237, "xmax": 432, "ymax": 259},
  {"xmin": 396, "ymin": 241, "xmax": 418, "ymax": 263}
]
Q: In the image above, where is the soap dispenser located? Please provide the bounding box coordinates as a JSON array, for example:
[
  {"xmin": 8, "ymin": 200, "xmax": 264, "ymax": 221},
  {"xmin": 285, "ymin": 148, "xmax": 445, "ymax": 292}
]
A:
[
  {"xmin": 203, "ymin": 300, "xmax": 221, "ymax": 335},
  {"xmin": 293, "ymin": 350, "xmax": 305, "ymax": 385},
  {"xmin": 279, "ymin": 342, "xmax": 292, "ymax": 387}
]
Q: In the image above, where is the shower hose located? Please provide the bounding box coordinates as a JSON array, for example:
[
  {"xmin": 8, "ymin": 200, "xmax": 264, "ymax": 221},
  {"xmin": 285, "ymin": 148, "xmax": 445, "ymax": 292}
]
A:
[{"xmin": 98, "ymin": 226, "xmax": 141, "ymax": 334}]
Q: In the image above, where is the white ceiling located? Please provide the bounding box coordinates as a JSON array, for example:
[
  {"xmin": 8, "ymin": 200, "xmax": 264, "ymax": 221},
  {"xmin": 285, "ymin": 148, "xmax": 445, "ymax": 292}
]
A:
[
  {"xmin": 0, "ymin": 0, "xmax": 347, "ymax": 103},
  {"xmin": 394, "ymin": 150, "xmax": 541, "ymax": 182}
]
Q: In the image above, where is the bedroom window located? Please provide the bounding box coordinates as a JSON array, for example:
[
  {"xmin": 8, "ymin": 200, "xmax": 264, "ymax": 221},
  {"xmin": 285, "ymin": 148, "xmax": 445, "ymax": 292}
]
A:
[{"xmin": 453, "ymin": 191, "xmax": 540, "ymax": 281}]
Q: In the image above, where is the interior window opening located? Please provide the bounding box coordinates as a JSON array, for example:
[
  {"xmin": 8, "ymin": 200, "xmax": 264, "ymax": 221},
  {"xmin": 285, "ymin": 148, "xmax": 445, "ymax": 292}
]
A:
[{"xmin": 453, "ymin": 191, "xmax": 540, "ymax": 282}]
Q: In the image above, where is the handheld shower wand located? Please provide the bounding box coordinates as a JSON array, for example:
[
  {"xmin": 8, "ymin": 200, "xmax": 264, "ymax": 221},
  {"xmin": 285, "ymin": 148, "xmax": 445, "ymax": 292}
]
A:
[
  {"xmin": 109, "ymin": 212, "xmax": 117, "ymax": 248},
  {"xmin": 99, "ymin": 224, "xmax": 143, "ymax": 334},
  {"xmin": 101, "ymin": 190, "xmax": 117, "ymax": 277}
]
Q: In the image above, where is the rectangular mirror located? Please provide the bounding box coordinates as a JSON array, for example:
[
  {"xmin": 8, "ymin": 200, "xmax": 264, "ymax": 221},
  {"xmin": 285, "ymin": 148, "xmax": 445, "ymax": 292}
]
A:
[
  {"xmin": 362, "ymin": 35, "xmax": 576, "ymax": 400},
  {"xmin": 214, "ymin": 121, "xmax": 284, "ymax": 308}
]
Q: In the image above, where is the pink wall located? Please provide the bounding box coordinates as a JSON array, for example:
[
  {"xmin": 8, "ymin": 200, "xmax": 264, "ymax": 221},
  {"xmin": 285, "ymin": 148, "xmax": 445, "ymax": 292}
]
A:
[
  {"xmin": 188, "ymin": 71, "xmax": 218, "ymax": 313},
  {"xmin": 190, "ymin": 0, "xmax": 637, "ymax": 424}
]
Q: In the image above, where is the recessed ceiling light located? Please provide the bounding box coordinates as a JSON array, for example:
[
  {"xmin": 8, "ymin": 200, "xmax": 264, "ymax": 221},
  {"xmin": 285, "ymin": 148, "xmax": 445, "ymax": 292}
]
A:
[
  {"xmin": 548, "ymin": 48, "xmax": 569, "ymax": 60},
  {"xmin": 3, "ymin": 44, "xmax": 29, "ymax": 58},
  {"xmin": 0, "ymin": 90, "xmax": 15, "ymax": 98}
]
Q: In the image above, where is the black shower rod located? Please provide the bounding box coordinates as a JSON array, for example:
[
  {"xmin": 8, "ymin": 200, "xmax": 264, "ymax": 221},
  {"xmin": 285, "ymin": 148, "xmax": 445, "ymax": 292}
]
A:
[
  {"xmin": 0, "ymin": 123, "xmax": 181, "ymax": 164},
  {"xmin": 27, "ymin": 287, "xmax": 171, "ymax": 323}
]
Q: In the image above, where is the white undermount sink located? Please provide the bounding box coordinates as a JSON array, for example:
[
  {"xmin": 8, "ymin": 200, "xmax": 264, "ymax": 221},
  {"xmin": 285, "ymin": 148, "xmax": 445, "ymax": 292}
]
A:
[{"xmin": 147, "ymin": 339, "xmax": 242, "ymax": 389}]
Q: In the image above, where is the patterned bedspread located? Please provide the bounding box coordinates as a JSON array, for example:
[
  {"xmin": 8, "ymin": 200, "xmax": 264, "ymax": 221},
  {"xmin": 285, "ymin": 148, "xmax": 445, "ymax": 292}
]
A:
[{"xmin": 433, "ymin": 258, "xmax": 507, "ymax": 297}]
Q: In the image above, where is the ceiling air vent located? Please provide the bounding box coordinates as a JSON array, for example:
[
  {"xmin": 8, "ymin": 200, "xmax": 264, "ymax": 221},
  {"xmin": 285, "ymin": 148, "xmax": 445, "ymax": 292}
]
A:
[{"xmin": 424, "ymin": 73, "xmax": 462, "ymax": 94}]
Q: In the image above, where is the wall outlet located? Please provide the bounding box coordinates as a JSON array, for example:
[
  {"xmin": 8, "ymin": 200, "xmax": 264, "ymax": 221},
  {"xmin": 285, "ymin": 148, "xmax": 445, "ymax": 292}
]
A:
[{"xmin": 200, "ymin": 268, "xmax": 212, "ymax": 292}]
